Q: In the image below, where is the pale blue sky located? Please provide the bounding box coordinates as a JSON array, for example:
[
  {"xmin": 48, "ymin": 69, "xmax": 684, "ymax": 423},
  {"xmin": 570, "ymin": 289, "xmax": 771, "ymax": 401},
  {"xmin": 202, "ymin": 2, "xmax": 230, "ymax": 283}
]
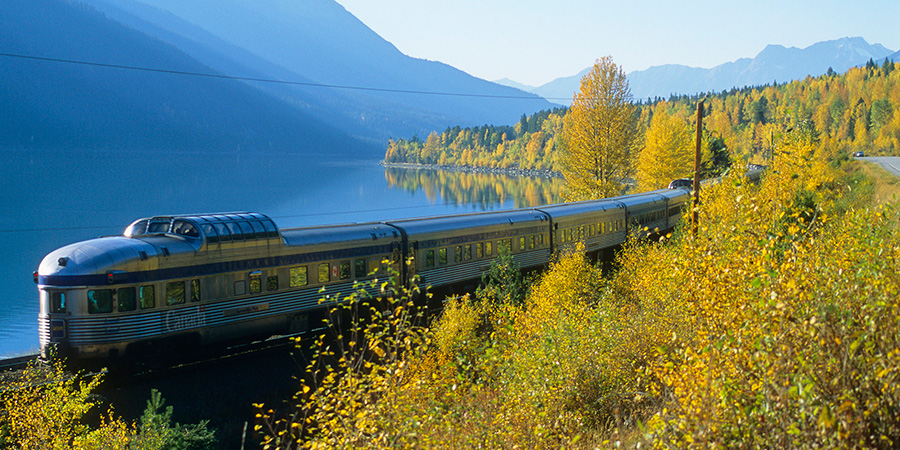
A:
[{"xmin": 335, "ymin": 0, "xmax": 900, "ymax": 87}]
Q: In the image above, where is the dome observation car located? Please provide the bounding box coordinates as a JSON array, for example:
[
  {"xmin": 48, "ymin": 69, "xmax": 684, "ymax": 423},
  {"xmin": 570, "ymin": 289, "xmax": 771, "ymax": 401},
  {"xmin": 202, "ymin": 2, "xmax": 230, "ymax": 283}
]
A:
[
  {"xmin": 667, "ymin": 178, "xmax": 693, "ymax": 190},
  {"xmin": 124, "ymin": 212, "xmax": 280, "ymax": 243}
]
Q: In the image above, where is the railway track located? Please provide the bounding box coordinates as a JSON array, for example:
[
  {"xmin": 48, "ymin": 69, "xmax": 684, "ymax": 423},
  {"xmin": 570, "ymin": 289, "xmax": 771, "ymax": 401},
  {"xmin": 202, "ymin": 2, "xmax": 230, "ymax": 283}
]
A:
[{"xmin": 0, "ymin": 354, "xmax": 39, "ymax": 373}]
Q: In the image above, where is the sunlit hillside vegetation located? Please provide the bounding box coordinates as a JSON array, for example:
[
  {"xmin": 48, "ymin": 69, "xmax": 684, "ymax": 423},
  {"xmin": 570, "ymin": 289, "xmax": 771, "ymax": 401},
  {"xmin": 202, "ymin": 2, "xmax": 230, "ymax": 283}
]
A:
[
  {"xmin": 259, "ymin": 118, "xmax": 900, "ymax": 448},
  {"xmin": 383, "ymin": 167, "xmax": 565, "ymax": 208},
  {"xmin": 385, "ymin": 59, "xmax": 899, "ymax": 175}
]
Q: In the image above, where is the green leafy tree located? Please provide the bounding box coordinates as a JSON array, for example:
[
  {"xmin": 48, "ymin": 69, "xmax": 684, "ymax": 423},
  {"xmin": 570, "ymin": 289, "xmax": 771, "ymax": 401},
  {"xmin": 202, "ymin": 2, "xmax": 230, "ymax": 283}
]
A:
[{"xmin": 559, "ymin": 56, "xmax": 640, "ymax": 200}]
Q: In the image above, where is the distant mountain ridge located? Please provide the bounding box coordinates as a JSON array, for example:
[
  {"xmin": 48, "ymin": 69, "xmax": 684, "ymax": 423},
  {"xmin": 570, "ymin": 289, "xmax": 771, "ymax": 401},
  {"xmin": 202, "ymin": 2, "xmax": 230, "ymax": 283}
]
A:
[
  {"xmin": 82, "ymin": 0, "xmax": 555, "ymax": 141},
  {"xmin": 0, "ymin": 0, "xmax": 366, "ymax": 154},
  {"xmin": 2, "ymin": 0, "xmax": 554, "ymax": 155},
  {"xmin": 527, "ymin": 37, "xmax": 896, "ymax": 105}
]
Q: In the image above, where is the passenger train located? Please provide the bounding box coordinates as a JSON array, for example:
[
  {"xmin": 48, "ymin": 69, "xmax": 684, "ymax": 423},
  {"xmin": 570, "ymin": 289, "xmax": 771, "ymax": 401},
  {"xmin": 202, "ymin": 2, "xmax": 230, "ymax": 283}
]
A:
[{"xmin": 34, "ymin": 173, "xmax": 757, "ymax": 363}]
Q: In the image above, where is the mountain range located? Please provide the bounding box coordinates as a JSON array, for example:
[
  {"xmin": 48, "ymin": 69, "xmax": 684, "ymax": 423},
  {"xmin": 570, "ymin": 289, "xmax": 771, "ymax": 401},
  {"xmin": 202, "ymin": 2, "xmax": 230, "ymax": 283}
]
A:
[
  {"xmin": 3, "ymin": 2, "xmax": 897, "ymax": 156},
  {"xmin": 1, "ymin": 0, "xmax": 552, "ymax": 156},
  {"xmin": 504, "ymin": 37, "xmax": 897, "ymax": 105}
]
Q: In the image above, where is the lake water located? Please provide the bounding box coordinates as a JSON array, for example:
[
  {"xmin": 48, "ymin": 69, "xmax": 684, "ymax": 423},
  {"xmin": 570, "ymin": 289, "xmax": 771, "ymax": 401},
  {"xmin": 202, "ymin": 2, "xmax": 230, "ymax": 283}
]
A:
[{"xmin": 0, "ymin": 148, "xmax": 562, "ymax": 357}]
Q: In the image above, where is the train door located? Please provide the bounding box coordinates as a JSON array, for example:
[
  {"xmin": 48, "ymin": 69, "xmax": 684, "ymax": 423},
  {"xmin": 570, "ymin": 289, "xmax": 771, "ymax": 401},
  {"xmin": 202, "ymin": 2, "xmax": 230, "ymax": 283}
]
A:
[
  {"xmin": 390, "ymin": 241, "xmax": 404, "ymax": 285},
  {"xmin": 39, "ymin": 289, "xmax": 69, "ymax": 359}
]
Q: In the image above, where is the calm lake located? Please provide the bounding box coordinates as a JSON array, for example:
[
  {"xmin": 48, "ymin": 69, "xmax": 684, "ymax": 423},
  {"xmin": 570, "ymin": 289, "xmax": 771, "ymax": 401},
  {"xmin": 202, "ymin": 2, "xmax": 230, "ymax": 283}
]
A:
[{"xmin": 0, "ymin": 148, "xmax": 562, "ymax": 357}]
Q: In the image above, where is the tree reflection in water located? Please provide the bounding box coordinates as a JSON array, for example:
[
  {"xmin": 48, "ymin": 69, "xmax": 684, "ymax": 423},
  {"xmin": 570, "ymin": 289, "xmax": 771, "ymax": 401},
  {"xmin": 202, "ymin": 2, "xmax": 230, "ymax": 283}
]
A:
[{"xmin": 384, "ymin": 167, "xmax": 564, "ymax": 209}]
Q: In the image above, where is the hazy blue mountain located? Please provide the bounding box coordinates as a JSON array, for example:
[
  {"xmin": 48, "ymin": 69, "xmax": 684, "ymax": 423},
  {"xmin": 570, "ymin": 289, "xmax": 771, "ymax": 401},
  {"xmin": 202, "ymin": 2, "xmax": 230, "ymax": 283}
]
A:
[
  {"xmin": 0, "ymin": 0, "xmax": 374, "ymax": 154},
  {"xmin": 530, "ymin": 67, "xmax": 590, "ymax": 106},
  {"xmin": 82, "ymin": 0, "xmax": 554, "ymax": 141},
  {"xmin": 528, "ymin": 37, "xmax": 895, "ymax": 105},
  {"xmin": 889, "ymin": 50, "xmax": 900, "ymax": 62},
  {"xmin": 493, "ymin": 78, "xmax": 535, "ymax": 92}
]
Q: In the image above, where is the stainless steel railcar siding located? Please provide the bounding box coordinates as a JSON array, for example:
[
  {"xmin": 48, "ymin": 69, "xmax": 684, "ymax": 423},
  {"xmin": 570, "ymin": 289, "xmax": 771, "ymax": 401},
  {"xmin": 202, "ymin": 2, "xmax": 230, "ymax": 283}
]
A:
[
  {"xmin": 388, "ymin": 210, "xmax": 551, "ymax": 288},
  {"xmin": 37, "ymin": 219, "xmax": 402, "ymax": 359},
  {"xmin": 609, "ymin": 192, "xmax": 670, "ymax": 237},
  {"xmin": 534, "ymin": 199, "xmax": 627, "ymax": 253}
]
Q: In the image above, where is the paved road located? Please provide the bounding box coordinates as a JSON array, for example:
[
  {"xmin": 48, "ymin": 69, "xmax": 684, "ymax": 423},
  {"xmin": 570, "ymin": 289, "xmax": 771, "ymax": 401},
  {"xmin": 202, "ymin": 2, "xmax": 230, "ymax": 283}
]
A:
[{"xmin": 859, "ymin": 156, "xmax": 900, "ymax": 178}]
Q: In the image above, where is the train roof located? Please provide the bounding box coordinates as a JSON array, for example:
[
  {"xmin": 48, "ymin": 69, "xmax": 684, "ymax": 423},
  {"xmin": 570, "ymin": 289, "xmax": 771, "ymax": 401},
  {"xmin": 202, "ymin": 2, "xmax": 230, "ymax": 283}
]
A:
[
  {"xmin": 533, "ymin": 198, "xmax": 624, "ymax": 217},
  {"xmin": 280, "ymin": 222, "xmax": 401, "ymax": 247},
  {"xmin": 387, "ymin": 209, "xmax": 549, "ymax": 236},
  {"xmin": 124, "ymin": 212, "xmax": 279, "ymax": 243}
]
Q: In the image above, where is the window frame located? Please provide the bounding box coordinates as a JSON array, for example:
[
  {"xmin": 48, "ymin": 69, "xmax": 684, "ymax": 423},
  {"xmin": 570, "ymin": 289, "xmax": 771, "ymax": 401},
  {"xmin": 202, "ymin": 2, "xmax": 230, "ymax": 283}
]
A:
[
  {"xmin": 290, "ymin": 266, "xmax": 309, "ymax": 287},
  {"xmin": 166, "ymin": 281, "xmax": 185, "ymax": 306},
  {"xmin": 118, "ymin": 287, "xmax": 137, "ymax": 312}
]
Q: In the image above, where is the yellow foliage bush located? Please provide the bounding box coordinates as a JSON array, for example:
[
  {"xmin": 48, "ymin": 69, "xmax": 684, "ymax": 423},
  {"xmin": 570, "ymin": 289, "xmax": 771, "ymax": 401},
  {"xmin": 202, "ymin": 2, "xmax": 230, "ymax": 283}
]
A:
[{"xmin": 262, "ymin": 121, "xmax": 898, "ymax": 449}]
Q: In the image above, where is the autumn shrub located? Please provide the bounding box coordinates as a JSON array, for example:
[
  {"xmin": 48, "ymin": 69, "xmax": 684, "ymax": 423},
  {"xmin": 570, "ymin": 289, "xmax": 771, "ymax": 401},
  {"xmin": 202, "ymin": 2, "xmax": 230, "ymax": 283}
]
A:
[
  {"xmin": 0, "ymin": 360, "xmax": 214, "ymax": 449},
  {"xmin": 0, "ymin": 360, "xmax": 106, "ymax": 448},
  {"xmin": 255, "ymin": 262, "xmax": 443, "ymax": 449},
  {"xmin": 602, "ymin": 123, "xmax": 900, "ymax": 448},
  {"xmin": 257, "ymin": 121, "xmax": 898, "ymax": 448}
]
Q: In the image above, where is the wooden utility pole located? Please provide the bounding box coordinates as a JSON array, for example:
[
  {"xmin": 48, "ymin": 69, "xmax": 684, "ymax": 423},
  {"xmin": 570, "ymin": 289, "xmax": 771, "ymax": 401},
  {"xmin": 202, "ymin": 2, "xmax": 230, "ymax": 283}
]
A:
[{"xmin": 692, "ymin": 99, "xmax": 704, "ymax": 237}]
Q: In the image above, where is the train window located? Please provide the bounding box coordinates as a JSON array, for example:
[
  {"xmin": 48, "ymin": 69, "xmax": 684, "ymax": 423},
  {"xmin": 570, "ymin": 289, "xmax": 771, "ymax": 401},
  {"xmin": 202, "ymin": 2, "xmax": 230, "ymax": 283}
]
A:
[
  {"xmin": 126, "ymin": 220, "xmax": 148, "ymax": 236},
  {"xmin": 118, "ymin": 287, "xmax": 136, "ymax": 312},
  {"xmin": 538, "ymin": 234, "xmax": 544, "ymax": 246},
  {"xmin": 267, "ymin": 276, "xmax": 278, "ymax": 291},
  {"xmin": 201, "ymin": 223, "xmax": 218, "ymax": 243},
  {"xmin": 318, "ymin": 263, "xmax": 330, "ymax": 283},
  {"xmin": 238, "ymin": 222, "xmax": 255, "ymax": 240},
  {"xmin": 519, "ymin": 237, "xmax": 526, "ymax": 251},
  {"xmin": 529, "ymin": 235, "xmax": 536, "ymax": 249},
  {"xmin": 438, "ymin": 248, "xmax": 447, "ymax": 265},
  {"xmin": 425, "ymin": 250, "xmax": 435, "ymax": 267},
  {"xmin": 226, "ymin": 222, "xmax": 244, "ymax": 241},
  {"xmin": 262, "ymin": 219, "xmax": 279, "ymax": 238},
  {"xmin": 51, "ymin": 292, "xmax": 66, "ymax": 313},
  {"xmin": 214, "ymin": 223, "xmax": 232, "ymax": 242},
  {"xmin": 455, "ymin": 246, "xmax": 462, "ymax": 263},
  {"xmin": 339, "ymin": 261, "xmax": 351, "ymax": 280},
  {"xmin": 249, "ymin": 273, "xmax": 262, "ymax": 293},
  {"xmin": 235, "ymin": 280, "xmax": 246, "ymax": 296},
  {"xmin": 166, "ymin": 281, "xmax": 185, "ymax": 306},
  {"xmin": 485, "ymin": 241, "xmax": 493, "ymax": 257},
  {"xmin": 476, "ymin": 243, "xmax": 483, "ymax": 258},
  {"xmin": 465, "ymin": 245, "xmax": 472, "ymax": 260},
  {"xmin": 140, "ymin": 285, "xmax": 155, "ymax": 309},
  {"xmin": 88, "ymin": 289, "xmax": 113, "ymax": 314},
  {"xmin": 172, "ymin": 220, "xmax": 200, "ymax": 238},
  {"xmin": 191, "ymin": 279, "xmax": 201, "ymax": 302},
  {"xmin": 290, "ymin": 267, "xmax": 308, "ymax": 287},
  {"xmin": 250, "ymin": 221, "xmax": 267, "ymax": 239},
  {"xmin": 354, "ymin": 259, "xmax": 367, "ymax": 277},
  {"xmin": 580, "ymin": 226, "xmax": 585, "ymax": 239},
  {"xmin": 148, "ymin": 220, "xmax": 170, "ymax": 233}
]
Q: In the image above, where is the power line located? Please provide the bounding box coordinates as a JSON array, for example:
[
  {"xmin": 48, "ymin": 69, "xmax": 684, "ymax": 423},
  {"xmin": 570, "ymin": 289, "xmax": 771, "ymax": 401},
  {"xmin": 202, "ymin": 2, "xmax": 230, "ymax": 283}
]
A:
[{"xmin": 0, "ymin": 52, "xmax": 571, "ymax": 101}]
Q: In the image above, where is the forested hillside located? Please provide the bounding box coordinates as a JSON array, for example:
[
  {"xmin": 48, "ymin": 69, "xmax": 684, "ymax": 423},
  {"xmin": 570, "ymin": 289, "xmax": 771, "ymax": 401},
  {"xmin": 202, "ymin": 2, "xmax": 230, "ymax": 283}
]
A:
[{"xmin": 386, "ymin": 59, "xmax": 900, "ymax": 175}]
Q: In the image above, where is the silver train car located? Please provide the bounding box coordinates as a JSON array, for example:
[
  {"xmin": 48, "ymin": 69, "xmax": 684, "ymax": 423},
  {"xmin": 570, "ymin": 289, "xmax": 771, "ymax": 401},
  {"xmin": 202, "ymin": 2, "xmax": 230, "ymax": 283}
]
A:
[{"xmin": 35, "ymin": 187, "xmax": 693, "ymax": 363}]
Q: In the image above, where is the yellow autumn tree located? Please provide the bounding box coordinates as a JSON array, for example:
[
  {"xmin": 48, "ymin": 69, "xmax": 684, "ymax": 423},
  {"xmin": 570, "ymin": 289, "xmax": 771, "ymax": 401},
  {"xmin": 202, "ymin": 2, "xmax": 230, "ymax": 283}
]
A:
[
  {"xmin": 636, "ymin": 108, "xmax": 693, "ymax": 191},
  {"xmin": 559, "ymin": 56, "xmax": 640, "ymax": 200}
]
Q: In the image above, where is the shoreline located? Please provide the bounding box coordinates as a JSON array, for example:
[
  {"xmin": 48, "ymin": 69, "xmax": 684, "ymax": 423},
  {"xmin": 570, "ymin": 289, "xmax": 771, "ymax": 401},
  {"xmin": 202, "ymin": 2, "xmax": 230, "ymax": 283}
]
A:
[{"xmin": 380, "ymin": 162, "xmax": 562, "ymax": 179}]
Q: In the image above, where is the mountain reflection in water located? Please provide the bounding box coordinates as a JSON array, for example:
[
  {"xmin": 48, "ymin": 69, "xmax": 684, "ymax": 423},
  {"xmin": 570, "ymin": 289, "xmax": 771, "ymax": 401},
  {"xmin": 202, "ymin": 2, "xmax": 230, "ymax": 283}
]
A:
[{"xmin": 383, "ymin": 167, "xmax": 564, "ymax": 210}]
